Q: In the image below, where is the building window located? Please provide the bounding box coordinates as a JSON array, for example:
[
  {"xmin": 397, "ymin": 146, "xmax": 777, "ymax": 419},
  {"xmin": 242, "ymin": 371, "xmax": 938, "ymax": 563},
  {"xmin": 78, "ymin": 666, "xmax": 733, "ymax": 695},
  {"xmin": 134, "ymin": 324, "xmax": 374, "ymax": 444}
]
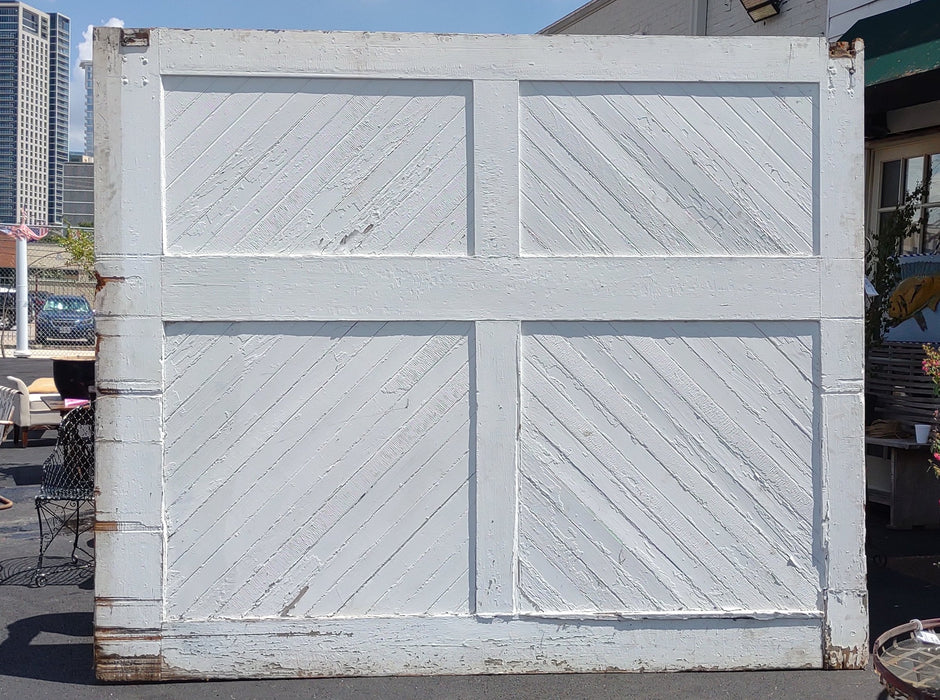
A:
[
  {"xmin": 871, "ymin": 134, "xmax": 940, "ymax": 255},
  {"xmin": 21, "ymin": 11, "xmax": 37, "ymax": 35}
]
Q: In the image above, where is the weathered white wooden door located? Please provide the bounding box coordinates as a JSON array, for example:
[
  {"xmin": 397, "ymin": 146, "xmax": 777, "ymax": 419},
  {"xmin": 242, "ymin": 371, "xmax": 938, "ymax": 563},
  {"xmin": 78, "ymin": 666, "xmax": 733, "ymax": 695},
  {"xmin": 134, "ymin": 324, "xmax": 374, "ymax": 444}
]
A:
[{"xmin": 94, "ymin": 28, "xmax": 866, "ymax": 679}]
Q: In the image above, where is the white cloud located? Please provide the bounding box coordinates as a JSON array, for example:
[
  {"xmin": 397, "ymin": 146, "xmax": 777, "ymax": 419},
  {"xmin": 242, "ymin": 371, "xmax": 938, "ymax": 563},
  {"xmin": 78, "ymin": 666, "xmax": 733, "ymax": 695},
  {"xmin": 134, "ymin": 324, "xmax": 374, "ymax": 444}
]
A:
[
  {"xmin": 69, "ymin": 18, "xmax": 125, "ymax": 153},
  {"xmin": 77, "ymin": 17, "xmax": 124, "ymax": 62}
]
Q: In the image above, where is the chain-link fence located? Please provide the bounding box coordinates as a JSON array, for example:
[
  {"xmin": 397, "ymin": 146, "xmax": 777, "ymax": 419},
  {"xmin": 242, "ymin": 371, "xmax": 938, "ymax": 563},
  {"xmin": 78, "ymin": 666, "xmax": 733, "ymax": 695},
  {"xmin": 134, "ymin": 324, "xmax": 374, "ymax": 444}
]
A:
[{"xmin": 0, "ymin": 261, "xmax": 95, "ymax": 359}]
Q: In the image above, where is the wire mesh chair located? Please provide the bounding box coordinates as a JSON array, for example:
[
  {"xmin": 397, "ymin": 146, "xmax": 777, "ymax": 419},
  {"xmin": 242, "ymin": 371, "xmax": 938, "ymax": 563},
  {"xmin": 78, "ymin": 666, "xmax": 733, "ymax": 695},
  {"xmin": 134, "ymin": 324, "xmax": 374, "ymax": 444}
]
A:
[{"xmin": 33, "ymin": 402, "xmax": 94, "ymax": 587}]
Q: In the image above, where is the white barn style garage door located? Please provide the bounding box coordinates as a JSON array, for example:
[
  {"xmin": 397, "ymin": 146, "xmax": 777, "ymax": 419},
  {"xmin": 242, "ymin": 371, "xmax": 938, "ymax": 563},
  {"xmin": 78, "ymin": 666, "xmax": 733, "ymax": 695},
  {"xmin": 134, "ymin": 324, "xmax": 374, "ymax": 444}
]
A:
[{"xmin": 93, "ymin": 28, "xmax": 866, "ymax": 679}]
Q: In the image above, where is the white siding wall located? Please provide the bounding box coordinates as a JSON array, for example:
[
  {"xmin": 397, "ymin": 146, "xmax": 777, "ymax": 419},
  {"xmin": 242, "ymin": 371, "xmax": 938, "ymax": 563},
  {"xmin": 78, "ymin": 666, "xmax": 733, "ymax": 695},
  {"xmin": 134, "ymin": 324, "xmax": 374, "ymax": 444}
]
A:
[
  {"xmin": 546, "ymin": 0, "xmax": 827, "ymax": 37},
  {"xmin": 706, "ymin": 0, "xmax": 826, "ymax": 36},
  {"xmin": 547, "ymin": 0, "xmax": 929, "ymax": 41},
  {"xmin": 552, "ymin": 0, "xmax": 696, "ymax": 35}
]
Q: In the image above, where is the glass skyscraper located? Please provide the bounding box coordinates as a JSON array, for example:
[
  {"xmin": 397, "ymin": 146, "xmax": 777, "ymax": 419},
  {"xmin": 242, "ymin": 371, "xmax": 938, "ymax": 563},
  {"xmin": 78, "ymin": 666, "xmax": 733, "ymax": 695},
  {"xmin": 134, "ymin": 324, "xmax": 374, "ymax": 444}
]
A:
[
  {"xmin": 0, "ymin": 1, "xmax": 68, "ymax": 226},
  {"xmin": 81, "ymin": 59, "xmax": 91, "ymax": 158},
  {"xmin": 47, "ymin": 10, "xmax": 68, "ymax": 224}
]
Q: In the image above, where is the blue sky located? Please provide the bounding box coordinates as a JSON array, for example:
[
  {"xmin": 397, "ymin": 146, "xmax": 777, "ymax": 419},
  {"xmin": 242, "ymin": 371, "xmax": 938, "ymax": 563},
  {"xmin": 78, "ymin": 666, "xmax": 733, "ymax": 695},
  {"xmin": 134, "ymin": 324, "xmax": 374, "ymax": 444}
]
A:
[{"xmin": 41, "ymin": 0, "xmax": 587, "ymax": 151}]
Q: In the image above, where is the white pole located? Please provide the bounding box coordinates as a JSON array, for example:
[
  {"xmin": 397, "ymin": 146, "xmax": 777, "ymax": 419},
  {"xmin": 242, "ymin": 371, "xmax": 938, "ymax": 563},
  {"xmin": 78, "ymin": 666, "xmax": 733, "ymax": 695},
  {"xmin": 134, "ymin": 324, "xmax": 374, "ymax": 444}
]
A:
[{"xmin": 13, "ymin": 237, "xmax": 29, "ymax": 357}]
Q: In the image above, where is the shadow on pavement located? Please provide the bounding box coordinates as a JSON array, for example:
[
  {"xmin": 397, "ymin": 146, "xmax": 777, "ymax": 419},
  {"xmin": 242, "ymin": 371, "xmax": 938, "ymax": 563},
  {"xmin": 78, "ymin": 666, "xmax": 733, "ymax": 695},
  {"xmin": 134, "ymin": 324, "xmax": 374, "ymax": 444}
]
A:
[
  {"xmin": 0, "ymin": 556, "xmax": 92, "ymax": 588},
  {"xmin": 0, "ymin": 464, "xmax": 42, "ymax": 485},
  {"xmin": 0, "ymin": 611, "xmax": 94, "ymax": 685},
  {"xmin": 867, "ymin": 503, "xmax": 940, "ymax": 640}
]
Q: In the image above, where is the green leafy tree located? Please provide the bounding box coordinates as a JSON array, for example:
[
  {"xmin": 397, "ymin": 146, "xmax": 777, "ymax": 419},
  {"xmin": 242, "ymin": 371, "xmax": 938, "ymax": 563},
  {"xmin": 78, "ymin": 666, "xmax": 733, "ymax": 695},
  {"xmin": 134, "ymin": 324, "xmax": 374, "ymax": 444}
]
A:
[{"xmin": 52, "ymin": 220, "xmax": 94, "ymax": 275}]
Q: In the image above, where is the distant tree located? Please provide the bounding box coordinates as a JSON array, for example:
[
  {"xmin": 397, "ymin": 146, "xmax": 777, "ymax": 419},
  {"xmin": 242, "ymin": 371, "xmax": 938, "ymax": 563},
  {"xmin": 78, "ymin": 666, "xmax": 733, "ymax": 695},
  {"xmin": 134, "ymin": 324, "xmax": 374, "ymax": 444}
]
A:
[{"xmin": 52, "ymin": 219, "xmax": 94, "ymax": 275}]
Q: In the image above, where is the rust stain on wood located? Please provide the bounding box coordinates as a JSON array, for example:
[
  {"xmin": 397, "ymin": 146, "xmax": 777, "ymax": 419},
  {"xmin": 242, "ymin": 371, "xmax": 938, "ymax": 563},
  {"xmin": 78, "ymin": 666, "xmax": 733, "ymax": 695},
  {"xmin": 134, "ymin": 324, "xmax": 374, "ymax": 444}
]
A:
[
  {"xmin": 96, "ymin": 626, "xmax": 162, "ymax": 641},
  {"xmin": 120, "ymin": 29, "xmax": 150, "ymax": 47},
  {"xmin": 94, "ymin": 387, "xmax": 133, "ymax": 396},
  {"xmin": 824, "ymin": 642, "xmax": 867, "ymax": 670},
  {"xmin": 95, "ymin": 653, "xmax": 164, "ymax": 682},
  {"xmin": 95, "ymin": 626, "xmax": 166, "ymax": 681},
  {"xmin": 824, "ymin": 626, "xmax": 868, "ymax": 669},
  {"xmin": 94, "ymin": 271, "xmax": 126, "ymax": 293},
  {"xmin": 829, "ymin": 40, "xmax": 859, "ymax": 59}
]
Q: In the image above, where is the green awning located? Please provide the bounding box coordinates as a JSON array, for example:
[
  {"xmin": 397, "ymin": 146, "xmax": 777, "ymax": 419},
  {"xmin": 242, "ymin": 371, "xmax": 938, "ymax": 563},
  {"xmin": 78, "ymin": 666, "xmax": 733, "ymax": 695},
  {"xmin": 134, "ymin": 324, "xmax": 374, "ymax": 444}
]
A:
[{"xmin": 840, "ymin": 0, "xmax": 940, "ymax": 86}]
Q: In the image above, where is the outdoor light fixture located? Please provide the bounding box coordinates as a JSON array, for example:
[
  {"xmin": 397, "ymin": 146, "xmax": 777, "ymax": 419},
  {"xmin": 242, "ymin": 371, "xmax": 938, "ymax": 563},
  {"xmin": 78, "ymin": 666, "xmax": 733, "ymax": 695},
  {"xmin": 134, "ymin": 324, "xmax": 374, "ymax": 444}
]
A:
[{"xmin": 740, "ymin": 0, "xmax": 781, "ymax": 22}]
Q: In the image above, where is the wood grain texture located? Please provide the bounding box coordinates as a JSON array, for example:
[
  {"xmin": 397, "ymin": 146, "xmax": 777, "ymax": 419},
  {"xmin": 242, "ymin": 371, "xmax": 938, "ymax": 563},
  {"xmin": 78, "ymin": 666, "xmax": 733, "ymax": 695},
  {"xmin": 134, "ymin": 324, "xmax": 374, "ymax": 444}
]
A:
[
  {"xmin": 518, "ymin": 322, "xmax": 819, "ymax": 615},
  {"xmin": 94, "ymin": 27, "xmax": 866, "ymax": 678},
  {"xmin": 96, "ymin": 616, "xmax": 823, "ymax": 680},
  {"xmin": 520, "ymin": 82, "xmax": 815, "ymax": 256},
  {"xmin": 156, "ymin": 29, "xmax": 829, "ymax": 83},
  {"xmin": 471, "ymin": 80, "xmax": 520, "ymax": 257},
  {"xmin": 163, "ymin": 322, "xmax": 472, "ymax": 620},
  {"xmin": 473, "ymin": 321, "xmax": 520, "ymax": 614},
  {"xmin": 164, "ymin": 77, "xmax": 470, "ymax": 256},
  {"xmin": 818, "ymin": 46, "xmax": 867, "ymax": 666},
  {"xmin": 161, "ymin": 255, "xmax": 828, "ymax": 321}
]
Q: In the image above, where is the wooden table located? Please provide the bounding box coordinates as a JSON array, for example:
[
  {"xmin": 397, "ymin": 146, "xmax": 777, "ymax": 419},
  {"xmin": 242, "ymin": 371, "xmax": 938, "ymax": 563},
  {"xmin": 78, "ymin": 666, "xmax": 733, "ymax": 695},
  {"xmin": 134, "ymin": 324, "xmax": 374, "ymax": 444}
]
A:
[
  {"xmin": 41, "ymin": 398, "xmax": 90, "ymax": 414},
  {"xmin": 866, "ymin": 436, "xmax": 940, "ymax": 528}
]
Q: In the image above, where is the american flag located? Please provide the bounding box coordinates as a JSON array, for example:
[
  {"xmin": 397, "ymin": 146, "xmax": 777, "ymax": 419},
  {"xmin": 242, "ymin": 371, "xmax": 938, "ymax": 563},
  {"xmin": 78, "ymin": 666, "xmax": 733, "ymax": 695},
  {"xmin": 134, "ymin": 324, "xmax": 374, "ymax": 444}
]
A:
[{"xmin": 0, "ymin": 209, "xmax": 48, "ymax": 241}]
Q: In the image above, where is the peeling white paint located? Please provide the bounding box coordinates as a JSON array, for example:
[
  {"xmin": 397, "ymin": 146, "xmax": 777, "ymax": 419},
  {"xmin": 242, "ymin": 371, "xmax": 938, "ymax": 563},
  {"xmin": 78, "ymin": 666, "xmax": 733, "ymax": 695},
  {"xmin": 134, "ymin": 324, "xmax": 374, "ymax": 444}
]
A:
[{"xmin": 94, "ymin": 27, "xmax": 867, "ymax": 679}]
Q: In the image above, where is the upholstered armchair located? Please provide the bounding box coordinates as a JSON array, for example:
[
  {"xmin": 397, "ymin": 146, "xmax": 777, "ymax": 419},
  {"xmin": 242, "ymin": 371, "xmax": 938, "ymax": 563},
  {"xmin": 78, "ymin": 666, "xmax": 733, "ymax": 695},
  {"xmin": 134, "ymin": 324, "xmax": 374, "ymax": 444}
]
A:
[{"xmin": 0, "ymin": 376, "xmax": 62, "ymax": 447}]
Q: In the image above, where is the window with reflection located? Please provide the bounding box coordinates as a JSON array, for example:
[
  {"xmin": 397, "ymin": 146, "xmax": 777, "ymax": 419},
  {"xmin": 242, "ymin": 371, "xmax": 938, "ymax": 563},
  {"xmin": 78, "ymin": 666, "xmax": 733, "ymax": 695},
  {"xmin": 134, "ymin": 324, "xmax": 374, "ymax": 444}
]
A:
[{"xmin": 877, "ymin": 152, "xmax": 940, "ymax": 253}]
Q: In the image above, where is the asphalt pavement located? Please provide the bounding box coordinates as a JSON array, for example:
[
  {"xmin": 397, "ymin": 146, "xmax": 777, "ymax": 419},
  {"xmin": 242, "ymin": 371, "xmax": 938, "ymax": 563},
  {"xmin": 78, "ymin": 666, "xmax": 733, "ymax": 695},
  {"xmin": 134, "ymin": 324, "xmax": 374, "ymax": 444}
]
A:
[{"xmin": 0, "ymin": 356, "xmax": 921, "ymax": 698}]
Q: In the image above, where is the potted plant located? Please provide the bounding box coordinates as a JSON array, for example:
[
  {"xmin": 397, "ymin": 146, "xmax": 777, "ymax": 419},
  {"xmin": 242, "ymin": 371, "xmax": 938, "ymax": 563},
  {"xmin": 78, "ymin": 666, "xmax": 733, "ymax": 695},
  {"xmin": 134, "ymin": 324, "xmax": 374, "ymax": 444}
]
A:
[{"xmin": 923, "ymin": 344, "xmax": 940, "ymax": 478}]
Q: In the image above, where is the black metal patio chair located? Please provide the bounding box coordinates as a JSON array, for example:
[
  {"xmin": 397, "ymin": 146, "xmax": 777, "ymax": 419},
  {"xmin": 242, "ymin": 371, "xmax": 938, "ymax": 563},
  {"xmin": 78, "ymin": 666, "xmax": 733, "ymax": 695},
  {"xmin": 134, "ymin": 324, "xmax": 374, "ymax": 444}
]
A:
[{"xmin": 33, "ymin": 402, "xmax": 94, "ymax": 587}]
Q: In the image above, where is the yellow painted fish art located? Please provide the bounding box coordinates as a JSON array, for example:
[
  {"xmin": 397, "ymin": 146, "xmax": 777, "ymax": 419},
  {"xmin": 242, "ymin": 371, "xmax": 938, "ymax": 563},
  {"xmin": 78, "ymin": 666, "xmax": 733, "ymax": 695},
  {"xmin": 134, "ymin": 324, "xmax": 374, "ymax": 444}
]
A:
[{"xmin": 888, "ymin": 275, "xmax": 940, "ymax": 331}]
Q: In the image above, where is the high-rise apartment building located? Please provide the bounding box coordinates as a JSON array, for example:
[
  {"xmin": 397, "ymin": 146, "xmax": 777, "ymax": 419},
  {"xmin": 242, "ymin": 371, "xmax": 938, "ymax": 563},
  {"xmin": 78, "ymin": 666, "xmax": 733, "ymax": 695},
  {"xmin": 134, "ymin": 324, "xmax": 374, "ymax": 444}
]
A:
[
  {"xmin": 0, "ymin": 1, "xmax": 68, "ymax": 226},
  {"xmin": 63, "ymin": 151, "xmax": 93, "ymax": 224},
  {"xmin": 47, "ymin": 10, "xmax": 67, "ymax": 224},
  {"xmin": 80, "ymin": 59, "xmax": 91, "ymax": 158}
]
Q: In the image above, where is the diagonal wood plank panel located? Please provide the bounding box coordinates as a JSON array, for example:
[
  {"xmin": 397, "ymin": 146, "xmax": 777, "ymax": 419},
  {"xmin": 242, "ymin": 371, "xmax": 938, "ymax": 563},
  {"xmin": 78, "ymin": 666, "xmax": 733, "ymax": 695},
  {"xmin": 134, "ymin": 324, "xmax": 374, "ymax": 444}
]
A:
[
  {"xmin": 96, "ymin": 29, "xmax": 867, "ymax": 677},
  {"xmin": 163, "ymin": 321, "xmax": 472, "ymax": 620},
  {"xmin": 520, "ymin": 82, "xmax": 815, "ymax": 256},
  {"xmin": 164, "ymin": 77, "xmax": 471, "ymax": 256},
  {"xmin": 518, "ymin": 321, "xmax": 820, "ymax": 615}
]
